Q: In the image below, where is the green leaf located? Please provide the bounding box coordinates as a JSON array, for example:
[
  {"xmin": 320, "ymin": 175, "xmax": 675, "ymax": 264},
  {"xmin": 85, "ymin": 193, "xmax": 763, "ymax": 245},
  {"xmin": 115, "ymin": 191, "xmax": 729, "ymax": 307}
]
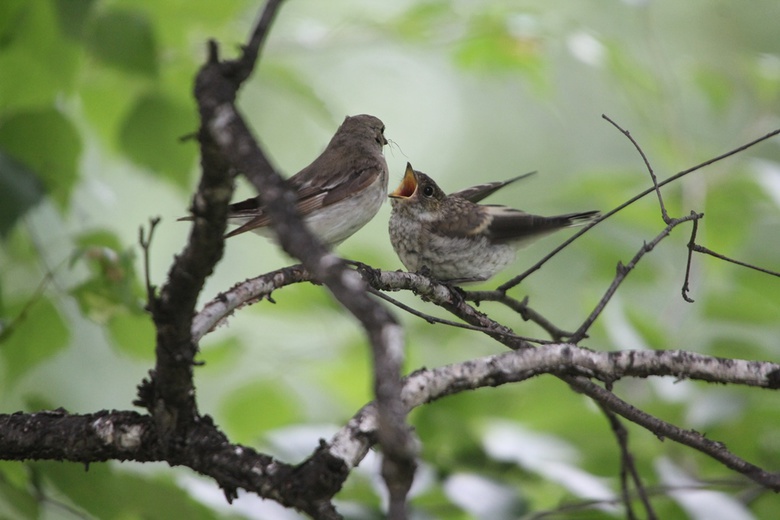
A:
[
  {"xmin": 0, "ymin": 109, "xmax": 81, "ymax": 210},
  {"xmin": 453, "ymin": 13, "xmax": 547, "ymax": 89},
  {"xmin": 199, "ymin": 336, "xmax": 244, "ymax": 371},
  {"xmin": 73, "ymin": 229, "xmax": 125, "ymax": 253},
  {"xmin": 703, "ymin": 175, "xmax": 766, "ymax": 253},
  {"xmin": 118, "ymin": 92, "xmax": 197, "ymax": 187},
  {"xmin": 261, "ymin": 62, "xmax": 332, "ymax": 124},
  {"xmin": 220, "ymin": 381, "xmax": 302, "ymax": 444},
  {"xmin": 693, "ymin": 67, "xmax": 735, "ymax": 113},
  {"xmin": 0, "ymin": 151, "xmax": 45, "ymax": 238},
  {"xmin": 107, "ymin": 310, "xmax": 155, "ymax": 360},
  {"xmin": 69, "ymin": 231, "xmax": 145, "ymax": 323},
  {"xmin": 85, "ymin": 7, "xmax": 158, "ymax": 77},
  {"xmin": 0, "ymin": 0, "xmax": 26, "ymax": 44},
  {"xmin": 80, "ymin": 66, "xmax": 145, "ymax": 151},
  {"xmin": 52, "ymin": 0, "xmax": 96, "ymax": 41},
  {"xmin": 0, "ymin": 463, "xmax": 38, "ymax": 519},
  {"xmin": 391, "ymin": 1, "xmax": 455, "ymax": 41},
  {"xmin": 0, "ymin": 297, "xmax": 69, "ymax": 387},
  {"xmin": 34, "ymin": 461, "xmax": 223, "ymax": 520},
  {"xmin": 704, "ymin": 268, "xmax": 780, "ymax": 324},
  {"xmin": 0, "ymin": 1, "xmax": 82, "ymax": 111}
]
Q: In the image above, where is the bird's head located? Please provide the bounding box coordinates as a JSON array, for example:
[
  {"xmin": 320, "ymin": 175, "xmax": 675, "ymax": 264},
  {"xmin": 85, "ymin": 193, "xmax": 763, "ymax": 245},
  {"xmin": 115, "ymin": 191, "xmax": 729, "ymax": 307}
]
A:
[
  {"xmin": 343, "ymin": 114, "xmax": 387, "ymax": 147},
  {"xmin": 389, "ymin": 163, "xmax": 446, "ymax": 211}
]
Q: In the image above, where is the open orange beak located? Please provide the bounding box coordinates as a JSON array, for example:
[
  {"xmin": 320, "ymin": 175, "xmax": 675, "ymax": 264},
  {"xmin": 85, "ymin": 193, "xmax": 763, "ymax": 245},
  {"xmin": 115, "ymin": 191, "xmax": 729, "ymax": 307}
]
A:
[{"xmin": 389, "ymin": 163, "xmax": 418, "ymax": 199}]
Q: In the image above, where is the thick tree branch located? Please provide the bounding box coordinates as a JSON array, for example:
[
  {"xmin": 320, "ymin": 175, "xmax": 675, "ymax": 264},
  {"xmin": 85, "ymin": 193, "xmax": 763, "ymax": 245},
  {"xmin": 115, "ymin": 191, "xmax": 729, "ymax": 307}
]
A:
[
  {"xmin": 192, "ymin": 260, "xmax": 780, "ymax": 496},
  {"xmin": 4, "ymin": 347, "xmax": 776, "ymax": 511},
  {"xmin": 137, "ymin": 0, "xmax": 287, "ymax": 452},
  {"xmin": 0, "ymin": 410, "xmax": 343, "ymax": 518},
  {"xmin": 192, "ymin": 264, "xmax": 310, "ymax": 342},
  {"xmin": 193, "ymin": 1, "xmax": 414, "ymax": 513},
  {"xmin": 321, "ymin": 345, "xmax": 780, "ymax": 491}
]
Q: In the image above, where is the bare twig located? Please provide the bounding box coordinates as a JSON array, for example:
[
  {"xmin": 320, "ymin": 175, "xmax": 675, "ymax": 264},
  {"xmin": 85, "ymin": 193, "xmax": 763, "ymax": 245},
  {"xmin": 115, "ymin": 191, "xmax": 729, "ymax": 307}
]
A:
[
  {"xmin": 600, "ymin": 407, "xmax": 656, "ymax": 520},
  {"xmin": 235, "ymin": 0, "xmax": 285, "ymax": 83},
  {"xmin": 567, "ymin": 376, "xmax": 780, "ymax": 491},
  {"xmin": 526, "ymin": 479, "xmax": 757, "ymax": 519},
  {"xmin": 465, "ymin": 291, "xmax": 575, "ymax": 341},
  {"xmin": 498, "ymin": 125, "xmax": 780, "ymax": 292},
  {"xmin": 603, "ymin": 115, "xmax": 670, "ymax": 224},
  {"xmin": 682, "ymin": 214, "xmax": 700, "ymax": 302},
  {"xmin": 368, "ymin": 286, "xmax": 544, "ymax": 342},
  {"xmin": 138, "ymin": 217, "xmax": 160, "ymax": 310},
  {"xmin": 692, "ymin": 244, "xmax": 780, "ymax": 278},
  {"xmin": 569, "ymin": 212, "xmax": 703, "ymax": 343},
  {"xmin": 364, "ymin": 269, "xmax": 531, "ymax": 350}
]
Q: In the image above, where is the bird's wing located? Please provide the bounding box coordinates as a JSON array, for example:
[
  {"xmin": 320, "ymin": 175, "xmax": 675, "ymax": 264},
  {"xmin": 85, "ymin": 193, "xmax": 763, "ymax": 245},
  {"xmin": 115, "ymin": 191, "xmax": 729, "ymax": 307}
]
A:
[
  {"xmin": 484, "ymin": 208, "xmax": 600, "ymax": 243},
  {"xmin": 295, "ymin": 163, "xmax": 383, "ymax": 212},
  {"xmin": 433, "ymin": 199, "xmax": 496, "ymax": 238},
  {"xmin": 224, "ymin": 163, "xmax": 384, "ymax": 238},
  {"xmin": 450, "ymin": 171, "xmax": 536, "ymax": 203}
]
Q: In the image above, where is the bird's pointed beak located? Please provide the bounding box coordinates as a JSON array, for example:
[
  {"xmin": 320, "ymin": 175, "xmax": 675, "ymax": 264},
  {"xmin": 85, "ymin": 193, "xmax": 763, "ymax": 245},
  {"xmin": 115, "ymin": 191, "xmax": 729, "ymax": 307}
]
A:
[{"xmin": 389, "ymin": 163, "xmax": 418, "ymax": 199}]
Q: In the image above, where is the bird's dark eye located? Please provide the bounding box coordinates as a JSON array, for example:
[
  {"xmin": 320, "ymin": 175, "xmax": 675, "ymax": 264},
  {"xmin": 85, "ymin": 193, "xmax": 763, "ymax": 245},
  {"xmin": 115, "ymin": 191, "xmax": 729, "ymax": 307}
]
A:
[{"xmin": 422, "ymin": 185, "xmax": 435, "ymax": 198}]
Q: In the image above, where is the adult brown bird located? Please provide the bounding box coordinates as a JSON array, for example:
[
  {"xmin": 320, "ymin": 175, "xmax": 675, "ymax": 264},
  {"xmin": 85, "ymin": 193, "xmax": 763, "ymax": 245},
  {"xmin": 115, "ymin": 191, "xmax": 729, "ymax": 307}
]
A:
[
  {"xmin": 183, "ymin": 114, "xmax": 389, "ymax": 246},
  {"xmin": 388, "ymin": 163, "xmax": 600, "ymax": 283}
]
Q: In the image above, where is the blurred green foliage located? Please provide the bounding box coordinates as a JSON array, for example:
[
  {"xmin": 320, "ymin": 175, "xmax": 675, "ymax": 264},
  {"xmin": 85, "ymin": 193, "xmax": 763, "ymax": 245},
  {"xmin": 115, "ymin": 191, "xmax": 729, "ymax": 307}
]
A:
[{"xmin": 1, "ymin": 0, "xmax": 779, "ymax": 518}]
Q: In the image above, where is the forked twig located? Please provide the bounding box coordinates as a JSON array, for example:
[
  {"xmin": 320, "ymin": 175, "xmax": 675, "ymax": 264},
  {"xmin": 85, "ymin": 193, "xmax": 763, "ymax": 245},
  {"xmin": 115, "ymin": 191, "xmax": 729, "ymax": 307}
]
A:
[
  {"xmin": 682, "ymin": 215, "xmax": 700, "ymax": 302},
  {"xmin": 138, "ymin": 217, "xmax": 161, "ymax": 310},
  {"xmin": 570, "ymin": 212, "xmax": 703, "ymax": 343},
  {"xmin": 603, "ymin": 115, "xmax": 670, "ymax": 224}
]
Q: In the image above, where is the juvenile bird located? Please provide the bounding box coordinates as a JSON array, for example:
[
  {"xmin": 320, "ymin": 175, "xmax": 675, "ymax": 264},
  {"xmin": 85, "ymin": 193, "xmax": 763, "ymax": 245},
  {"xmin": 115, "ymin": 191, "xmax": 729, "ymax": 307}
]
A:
[
  {"xmin": 388, "ymin": 163, "xmax": 600, "ymax": 283},
  {"xmin": 183, "ymin": 114, "xmax": 389, "ymax": 246}
]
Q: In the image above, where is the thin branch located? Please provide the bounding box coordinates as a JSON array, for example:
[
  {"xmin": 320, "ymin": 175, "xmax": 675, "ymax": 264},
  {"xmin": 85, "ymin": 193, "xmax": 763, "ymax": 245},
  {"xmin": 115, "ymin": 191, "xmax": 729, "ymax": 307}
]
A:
[
  {"xmin": 570, "ymin": 212, "xmax": 703, "ymax": 343},
  {"xmin": 692, "ymin": 244, "xmax": 780, "ymax": 278},
  {"xmin": 465, "ymin": 291, "xmax": 575, "ymax": 341},
  {"xmin": 566, "ymin": 376, "xmax": 780, "ymax": 492},
  {"xmin": 682, "ymin": 214, "xmax": 700, "ymax": 302},
  {"xmin": 234, "ymin": 0, "xmax": 285, "ymax": 83},
  {"xmin": 138, "ymin": 217, "xmax": 160, "ymax": 311},
  {"xmin": 498, "ymin": 125, "xmax": 780, "ymax": 292},
  {"xmin": 603, "ymin": 114, "xmax": 670, "ymax": 224},
  {"xmin": 600, "ymin": 406, "xmax": 656, "ymax": 520},
  {"xmin": 369, "ymin": 270, "xmax": 531, "ymax": 350},
  {"xmin": 526, "ymin": 479, "xmax": 758, "ymax": 519},
  {"xmin": 368, "ymin": 286, "xmax": 544, "ymax": 342}
]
